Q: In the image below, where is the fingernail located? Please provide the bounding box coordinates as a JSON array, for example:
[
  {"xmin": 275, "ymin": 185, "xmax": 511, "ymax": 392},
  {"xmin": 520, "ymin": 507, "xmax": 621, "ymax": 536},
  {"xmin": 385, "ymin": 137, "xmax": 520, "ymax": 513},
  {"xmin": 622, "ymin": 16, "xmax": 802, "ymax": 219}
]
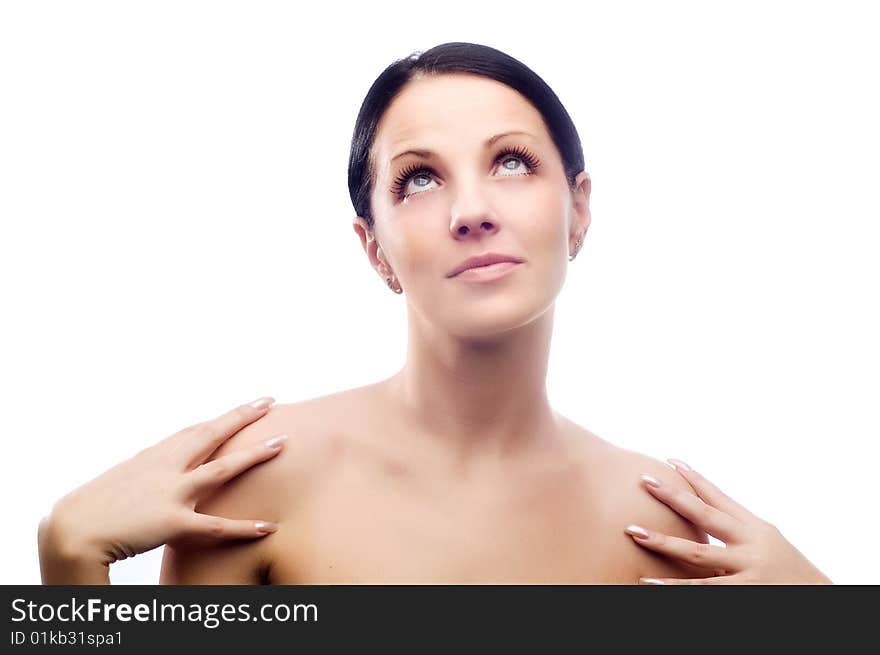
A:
[
  {"xmin": 667, "ymin": 458, "xmax": 692, "ymax": 471},
  {"xmin": 640, "ymin": 577, "xmax": 666, "ymax": 585},
  {"xmin": 255, "ymin": 521, "xmax": 278, "ymax": 534},
  {"xmin": 625, "ymin": 524, "xmax": 651, "ymax": 540},
  {"xmin": 249, "ymin": 396, "xmax": 275, "ymax": 410},
  {"xmin": 640, "ymin": 474, "xmax": 661, "ymax": 488},
  {"xmin": 264, "ymin": 433, "xmax": 289, "ymax": 449}
]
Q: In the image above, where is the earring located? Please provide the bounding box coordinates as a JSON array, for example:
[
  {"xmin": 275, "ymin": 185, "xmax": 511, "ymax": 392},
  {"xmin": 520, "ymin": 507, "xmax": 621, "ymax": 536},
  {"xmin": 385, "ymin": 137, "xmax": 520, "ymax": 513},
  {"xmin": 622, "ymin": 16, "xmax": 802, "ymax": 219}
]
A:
[
  {"xmin": 385, "ymin": 276, "xmax": 403, "ymax": 294},
  {"xmin": 569, "ymin": 234, "xmax": 584, "ymax": 261}
]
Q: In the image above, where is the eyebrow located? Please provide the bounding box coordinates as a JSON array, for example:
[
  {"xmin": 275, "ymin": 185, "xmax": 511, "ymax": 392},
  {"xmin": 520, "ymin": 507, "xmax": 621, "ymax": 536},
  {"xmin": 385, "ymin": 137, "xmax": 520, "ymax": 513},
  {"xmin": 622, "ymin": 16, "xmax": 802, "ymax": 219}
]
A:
[{"xmin": 390, "ymin": 130, "xmax": 536, "ymax": 164}]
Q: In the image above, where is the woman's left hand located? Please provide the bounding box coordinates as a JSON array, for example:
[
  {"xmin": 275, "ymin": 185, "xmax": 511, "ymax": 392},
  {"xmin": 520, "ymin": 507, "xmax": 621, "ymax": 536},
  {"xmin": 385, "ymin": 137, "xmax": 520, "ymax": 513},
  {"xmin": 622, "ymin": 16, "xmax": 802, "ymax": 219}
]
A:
[{"xmin": 625, "ymin": 459, "xmax": 833, "ymax": 585}]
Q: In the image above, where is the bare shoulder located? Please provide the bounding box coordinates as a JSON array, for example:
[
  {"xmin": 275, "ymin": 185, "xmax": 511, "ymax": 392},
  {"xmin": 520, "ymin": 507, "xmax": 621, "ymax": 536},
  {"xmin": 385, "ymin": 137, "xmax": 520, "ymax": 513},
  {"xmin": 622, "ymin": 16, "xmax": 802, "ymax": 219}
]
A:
[
  {"xmin": 601, "ymin": 442, "xmax": 715, "ymax": 581},
  {"xmin": 159, "ymin": 386, "xmax": 370, "ymax": 584}
]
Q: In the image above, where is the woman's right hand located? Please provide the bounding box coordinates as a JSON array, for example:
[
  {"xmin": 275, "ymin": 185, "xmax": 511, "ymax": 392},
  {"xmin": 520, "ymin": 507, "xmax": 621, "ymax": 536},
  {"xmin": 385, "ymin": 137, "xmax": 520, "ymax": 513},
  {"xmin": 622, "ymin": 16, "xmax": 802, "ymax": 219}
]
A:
[{"xmin": 41, "ymin": 396, "xmax": 288, "ymax": 567}]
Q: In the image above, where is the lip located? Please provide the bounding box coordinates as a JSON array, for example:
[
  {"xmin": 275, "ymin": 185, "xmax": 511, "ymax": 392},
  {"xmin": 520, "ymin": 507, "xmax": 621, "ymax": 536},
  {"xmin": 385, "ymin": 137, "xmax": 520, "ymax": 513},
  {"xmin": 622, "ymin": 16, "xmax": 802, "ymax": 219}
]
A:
[
  {"xmin": 447, "ymin": 252, "xmax": 525, "ymax": 278},
  {"xmin": 453, "ymin": 260, "xmax": 522, "ymax": 282}
]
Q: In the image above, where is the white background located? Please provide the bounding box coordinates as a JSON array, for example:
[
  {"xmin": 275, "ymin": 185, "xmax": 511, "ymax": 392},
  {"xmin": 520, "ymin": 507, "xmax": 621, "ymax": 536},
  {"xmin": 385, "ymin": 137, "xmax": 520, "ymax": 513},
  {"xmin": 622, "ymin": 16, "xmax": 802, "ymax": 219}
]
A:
[{"xmin": 2, "ymin": 1, "xmax": 877, "ymax": 584}]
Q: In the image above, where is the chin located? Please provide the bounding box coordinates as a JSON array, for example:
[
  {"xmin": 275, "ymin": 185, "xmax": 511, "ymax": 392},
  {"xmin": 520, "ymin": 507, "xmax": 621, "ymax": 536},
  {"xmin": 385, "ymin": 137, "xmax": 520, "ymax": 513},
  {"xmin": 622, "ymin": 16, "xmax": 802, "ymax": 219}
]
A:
[{"xmin": 442, "ymin": 291, "xmax": 557, "ymax": 341}]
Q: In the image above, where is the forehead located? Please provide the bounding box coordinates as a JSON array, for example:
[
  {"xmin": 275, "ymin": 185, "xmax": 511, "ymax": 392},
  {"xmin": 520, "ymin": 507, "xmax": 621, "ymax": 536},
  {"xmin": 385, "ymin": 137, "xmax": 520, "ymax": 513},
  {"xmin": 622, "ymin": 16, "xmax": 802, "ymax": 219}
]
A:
[{"xmin": 371, "ymin": 73, "xmax": 549, "ymax": 166}]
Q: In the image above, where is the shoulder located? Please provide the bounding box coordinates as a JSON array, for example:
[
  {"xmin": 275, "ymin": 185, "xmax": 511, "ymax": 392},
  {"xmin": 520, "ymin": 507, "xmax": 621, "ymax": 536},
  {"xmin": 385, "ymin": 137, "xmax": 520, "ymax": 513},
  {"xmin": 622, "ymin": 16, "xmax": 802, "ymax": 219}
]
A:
[
  {"xmin": 194, "ymin": 385, "xmax": 380, "ymax": 520},
  {"xmin": 602, "ymin": 444, "xmax": 715, "ymax": 581},
  {"xmin": 160, "ymin": 387, "xmax": 367, "ymax": 584}
]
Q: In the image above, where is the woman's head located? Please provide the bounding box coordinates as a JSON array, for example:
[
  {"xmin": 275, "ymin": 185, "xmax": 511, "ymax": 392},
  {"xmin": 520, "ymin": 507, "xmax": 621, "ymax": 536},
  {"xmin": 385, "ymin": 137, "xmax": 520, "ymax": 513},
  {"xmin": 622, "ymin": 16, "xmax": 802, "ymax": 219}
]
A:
[{"xmin": 348, "ymin": 42, "xmax": 591, "ymax": 339}]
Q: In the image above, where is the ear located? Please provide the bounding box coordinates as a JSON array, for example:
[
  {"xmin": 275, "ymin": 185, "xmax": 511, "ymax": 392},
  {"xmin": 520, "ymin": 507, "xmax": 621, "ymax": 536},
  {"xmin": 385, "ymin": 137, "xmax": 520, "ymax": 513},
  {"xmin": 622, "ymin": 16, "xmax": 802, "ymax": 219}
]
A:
[
  {"xmin": 352, "ymin": 216, "xmax": 394, "ymax": 278},
  {"xmin": 569, "ymin": 171, "xmax": 592, "ymax": 248}
]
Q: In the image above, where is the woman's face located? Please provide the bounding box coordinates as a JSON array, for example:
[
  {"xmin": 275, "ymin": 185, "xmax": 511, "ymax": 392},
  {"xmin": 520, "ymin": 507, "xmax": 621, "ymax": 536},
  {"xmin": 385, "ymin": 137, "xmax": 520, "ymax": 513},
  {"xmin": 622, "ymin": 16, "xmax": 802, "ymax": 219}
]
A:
[{"xmin": 355, "ymin": 73, "xmax": 591, "ymax": 340}]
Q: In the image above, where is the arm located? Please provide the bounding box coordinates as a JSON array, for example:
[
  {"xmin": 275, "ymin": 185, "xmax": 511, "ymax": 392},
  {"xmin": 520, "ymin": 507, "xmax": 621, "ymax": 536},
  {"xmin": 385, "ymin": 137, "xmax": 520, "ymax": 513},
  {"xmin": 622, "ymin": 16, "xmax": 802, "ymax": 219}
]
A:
[
  {"xmin": 38, "ymin": 511, "xmax": 111, "ymax": 584},
  {"xmin": 621, "ymin": 459, "xmax": 719, "ymax": 582},
  {"xmin": 629, "ymin": 458, "xmax": 834, "ymax": 584},
  {"xmin": 36, "ymin": 397, "xmax": 291, "ymax": 586},
  {"xmin": 38, "ymin": 434, "xmax": 281, "ymax": 585},
  {"xmin": 632, "ymin": 472, "xmax": 717, "ymax": 581},
  {"xmin": 159, "ymin": 406, "xmax": 306, "ymax": 584},
  {"xmin": 160, "ymin": 528, "xmax": 270, "ymax": 584},
  {"xmin": 158, "ymin": 472, "xmax": 276, "ymax": 584}
]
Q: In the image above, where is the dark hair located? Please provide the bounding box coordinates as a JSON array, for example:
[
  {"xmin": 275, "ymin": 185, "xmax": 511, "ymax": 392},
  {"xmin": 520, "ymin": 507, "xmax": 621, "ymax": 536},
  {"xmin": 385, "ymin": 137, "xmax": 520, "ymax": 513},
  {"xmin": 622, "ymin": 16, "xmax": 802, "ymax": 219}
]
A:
[{"xmin": 347, "ymin": 41, "xmax": 586, "ymax": 230}]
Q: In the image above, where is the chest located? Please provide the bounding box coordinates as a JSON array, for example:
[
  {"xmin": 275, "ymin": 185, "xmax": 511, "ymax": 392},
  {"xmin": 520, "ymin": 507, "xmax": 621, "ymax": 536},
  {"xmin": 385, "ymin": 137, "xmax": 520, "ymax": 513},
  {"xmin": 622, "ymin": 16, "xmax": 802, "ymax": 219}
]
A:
[{"xmin": 266, "ymin": 453, "xmax": 637, "ymax": 584}]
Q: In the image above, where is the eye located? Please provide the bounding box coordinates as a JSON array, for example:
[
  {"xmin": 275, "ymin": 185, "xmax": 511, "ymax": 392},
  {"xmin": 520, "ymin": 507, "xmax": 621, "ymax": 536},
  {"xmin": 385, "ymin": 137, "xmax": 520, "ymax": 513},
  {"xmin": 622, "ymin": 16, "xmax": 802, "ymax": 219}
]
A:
[
  {"xmin": 498, "ymin": 153, "xmax": 530, "ymax": 174},
  {"xmin": 389, "ymin": 146, "xmax": 542, "ymax": 200}
]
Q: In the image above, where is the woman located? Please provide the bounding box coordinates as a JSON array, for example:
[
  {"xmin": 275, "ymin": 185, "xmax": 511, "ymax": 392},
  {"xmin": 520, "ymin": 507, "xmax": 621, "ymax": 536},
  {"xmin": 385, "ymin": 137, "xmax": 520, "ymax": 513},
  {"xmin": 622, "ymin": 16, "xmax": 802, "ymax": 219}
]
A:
[{"xmin": 38, "ymin": 42, "xmax": 832, "ymax": 584}]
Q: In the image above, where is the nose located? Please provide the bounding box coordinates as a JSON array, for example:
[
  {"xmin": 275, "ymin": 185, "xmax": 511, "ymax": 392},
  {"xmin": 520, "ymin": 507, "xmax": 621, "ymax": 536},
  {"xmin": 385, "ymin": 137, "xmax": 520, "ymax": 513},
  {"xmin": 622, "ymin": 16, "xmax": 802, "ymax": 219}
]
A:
[
  {"xmin": 449, "ymin": 215, "xmax": 499, "ymax": 238},
  {"xmin": 449, "ymin": 200, "xmax": 499, "ymax": 239}
]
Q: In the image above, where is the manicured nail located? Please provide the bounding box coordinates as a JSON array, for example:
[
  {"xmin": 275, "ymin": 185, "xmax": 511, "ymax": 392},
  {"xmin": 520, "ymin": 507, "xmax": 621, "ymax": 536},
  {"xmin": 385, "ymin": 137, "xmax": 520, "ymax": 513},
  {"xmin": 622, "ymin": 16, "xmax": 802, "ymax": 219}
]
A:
[
  {"xmin": 249, "ymin": 396, "xmax": 275, "ymax": 410},
  {"xmin": 640, "ymin": 474, "xmax": 661, "ymax": 488},
  {"xmin": 264, "ymin": 433, "xmax": 289, "ymax": 449},
  {"xmin": 255, "ymin": 521, "xmax": 278, "ymax": 534},
  {"xmin": 640, "ymin": 577, "xmax": 666, "ymax": 585},
  {"xmin": 667, "ymin": 458, "xmax": 692, "ymax": 471},
  {"xmin": 625, "ymin": 524, "xmax": 650, "ymax": 540}
]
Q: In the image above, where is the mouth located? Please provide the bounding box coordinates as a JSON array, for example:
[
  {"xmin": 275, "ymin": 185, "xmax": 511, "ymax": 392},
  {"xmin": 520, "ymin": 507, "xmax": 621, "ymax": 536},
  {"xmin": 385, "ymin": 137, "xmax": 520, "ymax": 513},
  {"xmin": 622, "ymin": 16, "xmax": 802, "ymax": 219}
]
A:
[
  {"xmin": 451, "ymin": 260, "xmax": 523, "ymax": 282},
  {"xmin": 448, "ymin": 253, "xmax": 526, "ymax": 278}
]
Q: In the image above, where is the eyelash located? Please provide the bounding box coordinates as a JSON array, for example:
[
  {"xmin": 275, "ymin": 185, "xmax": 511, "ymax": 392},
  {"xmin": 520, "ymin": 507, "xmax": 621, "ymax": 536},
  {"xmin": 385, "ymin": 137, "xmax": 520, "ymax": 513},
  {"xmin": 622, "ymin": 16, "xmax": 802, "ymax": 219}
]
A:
[{"xmin": 390, "ymin": 145, "xmax": 542, "ymax": 199}]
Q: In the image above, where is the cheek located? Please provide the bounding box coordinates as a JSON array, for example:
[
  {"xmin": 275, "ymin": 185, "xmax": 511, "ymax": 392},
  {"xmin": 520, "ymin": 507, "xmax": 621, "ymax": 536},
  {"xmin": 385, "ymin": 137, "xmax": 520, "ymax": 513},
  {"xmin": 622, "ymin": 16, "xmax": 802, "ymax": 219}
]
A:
[
  {"xmin": 517, "ymin": 198, "xmax": 569, "ymax": 251},
  {"xmin": 389, "ymin": 223, "xmax": 438, "ymax": 276}
]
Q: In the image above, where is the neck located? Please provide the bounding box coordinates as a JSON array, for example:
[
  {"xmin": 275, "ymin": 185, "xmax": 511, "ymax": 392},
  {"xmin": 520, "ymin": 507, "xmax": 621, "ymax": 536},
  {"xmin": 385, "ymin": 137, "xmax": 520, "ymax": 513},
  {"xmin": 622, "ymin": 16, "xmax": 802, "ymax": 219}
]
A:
[{"xmin": 387, "ymin": 303, "xmax": 561, "ymax": 464}]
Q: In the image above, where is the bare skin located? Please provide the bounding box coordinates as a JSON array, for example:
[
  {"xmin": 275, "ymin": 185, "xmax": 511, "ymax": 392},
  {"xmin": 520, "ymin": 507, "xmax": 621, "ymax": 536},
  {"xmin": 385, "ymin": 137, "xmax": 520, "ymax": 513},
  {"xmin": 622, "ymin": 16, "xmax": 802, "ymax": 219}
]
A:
[
  {"xmin": 41, "ymin": 72, "xmax": 831, "ymax": 585},
  {"xmin": 160, "ymin": 380, "xmax": 714, "ymax": 584},
  {"xmin": 38, "ymin": 397, "xmax": 286, "ymax": 584}
]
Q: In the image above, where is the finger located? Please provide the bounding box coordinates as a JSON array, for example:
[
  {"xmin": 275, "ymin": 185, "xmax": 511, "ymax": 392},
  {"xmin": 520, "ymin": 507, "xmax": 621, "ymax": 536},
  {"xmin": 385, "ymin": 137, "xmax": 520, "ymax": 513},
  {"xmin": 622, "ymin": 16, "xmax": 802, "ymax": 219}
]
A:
[
  {"xmin": 178, "ymin": 397, "xmax": 276, "ymax": 469},
  {"xmin": 183, "ymin": 512, "xmax": 280, "ymax": 540},
  {"xmin": 639, "ymin": 473, "xmax": 747, "ymax": 544},
  {"xmin": 187, "ymin": 433, "xmax": 288, "ymax": 499},
  {"xmin": 624, "ymin": 524, "xmax": 746, "ymax": 571},
  {"xmin": 666, "ymin": 459, "xmax": 760, "ymax": 525},
  {"xmin": 639, "ymin": 575, "xmax": 736, "ymax": 585}
]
